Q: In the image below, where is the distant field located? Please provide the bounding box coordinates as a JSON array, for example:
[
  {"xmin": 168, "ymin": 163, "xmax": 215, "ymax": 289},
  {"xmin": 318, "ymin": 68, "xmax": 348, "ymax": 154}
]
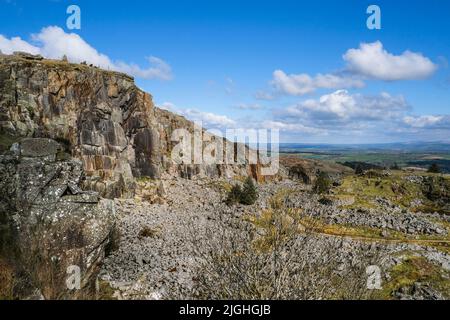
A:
[{"xmin": 279, "ymin": 142, "xmax": 450, "ymax": 173}]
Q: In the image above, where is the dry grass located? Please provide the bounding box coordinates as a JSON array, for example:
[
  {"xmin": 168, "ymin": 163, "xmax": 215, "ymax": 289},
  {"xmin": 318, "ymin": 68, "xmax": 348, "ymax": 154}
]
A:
[
  {"xmin": 138, "ymin": 226, "xmax": 161, "ymax": 239},
  {"xmin": 171, "ymin": 191, "xmax": 382, "ymax": 300},
  {"xmin": 0, "ymin": 258, "xmax": 15, "ymax": 300}
]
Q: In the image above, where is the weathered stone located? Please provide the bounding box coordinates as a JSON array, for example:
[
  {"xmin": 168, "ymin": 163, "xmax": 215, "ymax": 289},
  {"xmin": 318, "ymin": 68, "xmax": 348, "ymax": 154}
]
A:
[
  {"xmin": 0, "ymin": 54, "xmax": 266, "ymax": 198},
  {"xmin": 0, "ymin": 138, "xmax": 116, "ymax": 299},
  {"xmin": 19, "ymin": 138, "xmax": 62, "ymax": 158}
]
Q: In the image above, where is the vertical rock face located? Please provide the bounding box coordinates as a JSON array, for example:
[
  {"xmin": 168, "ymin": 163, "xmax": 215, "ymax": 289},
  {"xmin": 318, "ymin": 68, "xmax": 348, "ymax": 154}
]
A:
[
  {"xmin": 0, "ymin": 138, "xmax": 115, "ymax": 299},
  {"xmin": 0, "ymin": 53, "xmax": 267, "ymax": 299},
  {"xmin": 0, "ymin": 53, "xmax": 262, "ymax": 198}
]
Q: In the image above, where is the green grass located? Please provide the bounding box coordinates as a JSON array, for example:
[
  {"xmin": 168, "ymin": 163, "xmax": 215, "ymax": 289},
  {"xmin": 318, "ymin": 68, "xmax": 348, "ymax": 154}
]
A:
[
  {"xmin": 333, "ymin": 170, "xmax": 450, "ymax": 214},
  {"xmin": 282, "ymin": 151, "xmax": 450, "ymax": 171},
  {"xmin": 376, "ymin": 255, "xmax": 450, "ymax": 299}
]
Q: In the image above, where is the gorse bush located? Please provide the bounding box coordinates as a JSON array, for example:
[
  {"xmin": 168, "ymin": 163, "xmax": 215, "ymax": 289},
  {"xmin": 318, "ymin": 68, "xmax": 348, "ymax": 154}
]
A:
[
  {"xmin": 355, "ymin": 165, "xmax": 364, "ymax": 175},
  {"xmin": 226, "ymin": 177, "xmax": 258, "ymax": 206},
  {"xmin": 225, "ymin": 184, "xmax": 243, "ymax": 206},
  {"xmin": 313, "ymin": 171, "xmax": 332, "ymax": 194},
  {"xmin": 240, "ymin": 177, "xmax": 258, "ymax": 205},
  {"xmin": 428, "ymin": 163, "xmax": 441, "ymax": 174}
]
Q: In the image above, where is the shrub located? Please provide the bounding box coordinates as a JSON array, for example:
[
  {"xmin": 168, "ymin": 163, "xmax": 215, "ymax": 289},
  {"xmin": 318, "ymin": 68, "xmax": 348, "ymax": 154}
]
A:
[
  {"xmin": 225, "ymin": 184, "xmax": 242, "ymax": 206},
  {"xmin": 391, "ymin": 163, "xmax": 400, "ymax": 170},
  {"xmin": 313, "ymin": 171, "xmax": 332, "ymax": 194},
  {"xmin": 355, "ymin": 165, "xmax": 364, "ymax": 175},
  {"xmin": 240, "ymin": 177, "xmax": 258, "ymax": 205},
  {"xmin": 226, "ymin": 177, "xmax": 258, "ymax": 206},
  {"xmin": 318, "ymin": 197, "xmax": 333, "ymax": 206},
  {"xmin": 428, "ymin": 163, "xmax": 441, "ymax": 174}
]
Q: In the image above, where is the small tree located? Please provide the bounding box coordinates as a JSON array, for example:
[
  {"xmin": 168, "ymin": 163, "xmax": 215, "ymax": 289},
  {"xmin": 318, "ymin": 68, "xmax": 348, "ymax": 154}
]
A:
[
  {"xmin": 428, "ymin": 163, "xmax": 441, "ymax": 174},
  {"xmin": 313, "ymin": 171, "xmax": 332, "ymax": 194},
  {"xmin": 226, "ymin": 184, "xmax": 242, "ymax": 206},
  {"xmin": 240, "ymin": 177, "xmax": 258, "ymax": 205},
  {"xmin": 391, "ymin": 162, "xmax": 400, "ymax": 170},
  {"xmin": 355, "ymin": 165, "xmax": 364, "ymax": 175},
  {"xmin": 225, "ymin": 177, "xmax": 258, "ymax": 206}
]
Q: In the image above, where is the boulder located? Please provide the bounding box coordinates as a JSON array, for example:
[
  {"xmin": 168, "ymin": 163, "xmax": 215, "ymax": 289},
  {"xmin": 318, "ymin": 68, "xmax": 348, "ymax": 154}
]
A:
[{"xmin": 0, "ymin": 138, "xmax": 116, "ymax": 299}]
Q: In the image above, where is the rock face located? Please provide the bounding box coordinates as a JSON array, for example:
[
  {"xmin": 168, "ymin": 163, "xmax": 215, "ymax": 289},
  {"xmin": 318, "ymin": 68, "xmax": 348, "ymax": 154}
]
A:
[
  {"xmin": 0, "ymin": 138, "xmax": 115, "ymax": 299},
  {"xmin": 0, "ymin": 53, "xmax": 262, "ymax": 198},
  {"xmin": 280, "ymin": 155, "xmax": 353, "ymax": 184}
]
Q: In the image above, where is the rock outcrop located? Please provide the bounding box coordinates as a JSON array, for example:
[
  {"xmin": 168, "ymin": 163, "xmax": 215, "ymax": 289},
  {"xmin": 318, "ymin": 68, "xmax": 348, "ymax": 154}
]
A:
[
  {"xmin": 0, "ymin": 52, "xmax": 271, "ymax": 299},
  {"xmin": 0, "ymin": 138, "xmax": 115, "ymax": 299},
  {"xmin": 0, "ymin": 53, "xmax": 264, "ymax": 198},
  {"xmin": 280, "ymin": 155, "xmax": 353, "ymax": 184}
]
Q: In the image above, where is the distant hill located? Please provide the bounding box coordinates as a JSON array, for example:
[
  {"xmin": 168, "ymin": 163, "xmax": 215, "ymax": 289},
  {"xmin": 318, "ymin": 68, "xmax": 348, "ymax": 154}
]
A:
[{"xmin": 279, "ymin": 142, "xmax": 450, "ymax": 154}]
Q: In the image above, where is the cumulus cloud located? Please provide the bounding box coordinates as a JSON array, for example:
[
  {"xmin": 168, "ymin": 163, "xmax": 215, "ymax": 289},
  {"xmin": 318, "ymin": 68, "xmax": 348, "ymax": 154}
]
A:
[
  {"xmin": 343, "ymin": 41, "xmax": 437, "ymax": 81},
  {"xmin": 262, "ymin": 120, "xmax": 327, "ymax": 135},
  {"xmin": 271, "ymin": 70, "xmax": 365, "ymax": 96},
  {"xmin": 403, "ymin": 115, "xmax": 449, "ymax": 128},
  {"xmin": 269, "ymin": 41, "xmax": 437, "ymax": 98},
  {"xmin": 182, "ymin": 109, "xmax": 236, "ymax": 127},
  {"xmin": 266, "ymin": 89, "xmax": 450, "ymax": 141},
  {"xmin": 159, "ymin": 102, "xmax": 236, "ymax": 128},
  {"xmin": 0, "ymin": 26, "xmax": 172, "ymax": 80},
  {"xmin": 280, "ymin": 90, "xmax": 409, "ymax": 122},
  {"xmin": 0, "ymin": 35, "xmax": 40, "ymax": 55}
]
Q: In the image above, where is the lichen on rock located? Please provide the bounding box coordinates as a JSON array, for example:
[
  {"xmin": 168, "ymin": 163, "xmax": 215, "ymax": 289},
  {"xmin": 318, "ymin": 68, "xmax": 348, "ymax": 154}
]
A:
[{"xmin": 0, "ymin": 138, "xmax": 116, "ymax": 299}]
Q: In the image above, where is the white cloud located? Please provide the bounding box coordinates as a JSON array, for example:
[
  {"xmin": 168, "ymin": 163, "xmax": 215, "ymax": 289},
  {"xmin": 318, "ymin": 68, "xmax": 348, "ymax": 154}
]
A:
[
  {"xmin": 268, "ymin": 89, "xmax": 450, "ymax": 141},
  {"xmin": 159, "ymin": 102, "xmax": 178, "ymax": 112},
  {"xmin": 271, "ymin": 70, "xmax": 364, "ymax": 96},
  {"xmin": 262, "ymin": 120, "xmax": 326, "ymax": 135},
  {"xmin": 343, "ymin": 41, "xmax": 437, "ymax": 81},
  {"xmin": 183, "ymin": 109, "xmax": 236, "ymax": 127},
  {"xmin": 403, "ymin": 115, "xmax": 445, "ymax": 128},
  {"xmin": 281, "ymin": 90, "xmax": 409, "ymax": 122},
  {"xmin": 0, "ymin": 26, "xmax": 172, "ymax": 80},
  {"xmin": 269, "ymin": 41, "xmax": 437, "ymax": 97},
  {"xmin": 0, "ymin": 35, "xmax": 40, "ymax": 55},
  {"xmin": 159, "ymin": 102, "xmax": 236, "ymax": 128}
]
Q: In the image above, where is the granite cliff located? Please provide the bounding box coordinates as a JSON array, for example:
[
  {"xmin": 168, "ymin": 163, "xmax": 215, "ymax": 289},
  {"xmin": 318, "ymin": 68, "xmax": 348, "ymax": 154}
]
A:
[
  {"xmin": 0, "ymin": 52, "xmax": 262, "ymax": 199},
  {"xmin": 0, "ymin": 52, "xmax": 262, "ymax": 299}
]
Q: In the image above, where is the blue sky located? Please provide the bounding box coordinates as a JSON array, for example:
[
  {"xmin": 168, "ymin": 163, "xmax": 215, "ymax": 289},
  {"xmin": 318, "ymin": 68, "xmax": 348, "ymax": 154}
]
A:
[{"xmin": 1, "ymin": 0, "xmax": 450, "ymax": 143}]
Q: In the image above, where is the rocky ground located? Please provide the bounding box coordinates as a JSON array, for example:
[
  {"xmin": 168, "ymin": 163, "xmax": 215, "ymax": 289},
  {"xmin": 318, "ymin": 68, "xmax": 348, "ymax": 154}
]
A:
[{"xmin": 99, "ymin": 176, "xmax": 450, "ymax": 300}]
